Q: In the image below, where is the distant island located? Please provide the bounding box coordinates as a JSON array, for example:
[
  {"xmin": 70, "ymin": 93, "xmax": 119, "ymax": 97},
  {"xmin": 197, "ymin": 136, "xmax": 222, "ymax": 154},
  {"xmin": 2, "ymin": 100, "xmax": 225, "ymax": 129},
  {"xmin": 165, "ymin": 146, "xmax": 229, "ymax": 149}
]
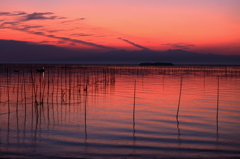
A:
[{"xmin": 139, "ymin": 62, "xmax": 174, "ymax": 66}]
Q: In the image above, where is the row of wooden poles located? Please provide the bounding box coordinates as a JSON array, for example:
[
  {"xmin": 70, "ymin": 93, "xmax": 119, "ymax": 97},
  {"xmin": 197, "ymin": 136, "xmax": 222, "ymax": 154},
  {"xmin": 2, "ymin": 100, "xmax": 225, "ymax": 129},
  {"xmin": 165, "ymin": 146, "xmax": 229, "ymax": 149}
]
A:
[
  {"xmin": 0, "ymin": 66, "xmax": 118, "ymax": 141},
  {"xmin": 0, "ymin": 66, "xmax": 116, "ymax": 112},
  {"xmin": 0, "ymin": 64, "xmax": 230, "ymax": 136},
  {"xmin": 0, "ymin": 65, "xmax": 117, "ymax": 140},
  {"xmin": 0, "ymin": 64, "xmax": 228, "ymax": 133}
]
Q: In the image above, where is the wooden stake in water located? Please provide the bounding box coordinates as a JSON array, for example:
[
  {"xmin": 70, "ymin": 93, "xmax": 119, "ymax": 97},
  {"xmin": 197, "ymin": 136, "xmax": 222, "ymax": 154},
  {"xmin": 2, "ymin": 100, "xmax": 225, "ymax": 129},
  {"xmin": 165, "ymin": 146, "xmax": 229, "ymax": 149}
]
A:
[
  {"xmin": 176, "ymin": 77, "xmax": 183, "ymax": 118},
  {"xmin": 216, "ymin": 76, "xmax": 220, "ymax": 140},
  {"xmin": 16, "ymin": 71, "xmax": 20, "ymax": 132},
  {"xmin": 133, "ymin": 80, "xmax": 136, "ymax": 139},
  {"xmin": 16, "ymin": 71, "xmax": 20, "ymax": 113},
  {"xmin": 6, "ymin": 68, "xmax": 10, "ymax": 113},
  {"xmin": 176, "ymin": 77, "xmax": 182, "ymax": 143},
  {"xmin": 0, "ymin": 69, "xmax": 2, "ymax": 104},
  {"xmin": 23, "ymin": 71, "xmax": 27, "ymax": 116},
  {"xmin": 84, "ymin": 91, "xmax": 88, "ymax": 141},
  {"xmin": 30, "ymin": 70, "xmax": 38, "ymax": 105},
  {"xmin": 6, "ymin": 68, "xmax": 10, "ymax": 131}
]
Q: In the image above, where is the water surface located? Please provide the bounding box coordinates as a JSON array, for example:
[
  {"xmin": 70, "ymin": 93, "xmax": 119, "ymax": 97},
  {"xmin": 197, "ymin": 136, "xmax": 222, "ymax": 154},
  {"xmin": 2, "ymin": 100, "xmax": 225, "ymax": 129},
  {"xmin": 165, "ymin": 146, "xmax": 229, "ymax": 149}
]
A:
[{"xmin": 0, "ymin": 64, "xmax": 240, "ymax": 158}]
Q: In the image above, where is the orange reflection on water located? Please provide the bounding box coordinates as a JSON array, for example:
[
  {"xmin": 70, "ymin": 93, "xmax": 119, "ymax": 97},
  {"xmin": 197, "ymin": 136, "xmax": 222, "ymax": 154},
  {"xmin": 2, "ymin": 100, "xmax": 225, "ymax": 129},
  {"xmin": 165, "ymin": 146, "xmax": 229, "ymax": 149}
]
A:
[{"xmin": 0, "ymin": 64, "xmax": 240, "ymax": 158}]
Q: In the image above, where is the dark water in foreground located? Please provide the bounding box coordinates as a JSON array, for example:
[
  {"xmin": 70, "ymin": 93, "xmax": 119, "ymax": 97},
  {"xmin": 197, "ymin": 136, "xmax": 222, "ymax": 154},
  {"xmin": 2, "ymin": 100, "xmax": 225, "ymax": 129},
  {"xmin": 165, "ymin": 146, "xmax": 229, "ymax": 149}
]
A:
[{"xmin": 0, "ymin": 64, "xmax": 240, "ymax": 158}]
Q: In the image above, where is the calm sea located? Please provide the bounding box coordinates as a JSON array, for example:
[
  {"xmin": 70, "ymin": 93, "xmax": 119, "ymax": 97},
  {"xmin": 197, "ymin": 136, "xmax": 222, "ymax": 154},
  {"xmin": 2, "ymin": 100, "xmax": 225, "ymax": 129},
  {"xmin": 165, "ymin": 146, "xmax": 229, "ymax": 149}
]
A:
[{"xmin": 0, "ymin": 64, "xmax": 240, "ymax": 158}]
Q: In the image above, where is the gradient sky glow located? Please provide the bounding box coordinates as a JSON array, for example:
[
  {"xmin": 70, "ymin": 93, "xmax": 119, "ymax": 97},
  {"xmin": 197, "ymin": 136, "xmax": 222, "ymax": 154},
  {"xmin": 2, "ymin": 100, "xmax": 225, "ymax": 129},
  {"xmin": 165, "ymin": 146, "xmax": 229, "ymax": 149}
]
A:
[{"xmin": 1, "ymin": 0, "xmax": 240, "ymax": 54}]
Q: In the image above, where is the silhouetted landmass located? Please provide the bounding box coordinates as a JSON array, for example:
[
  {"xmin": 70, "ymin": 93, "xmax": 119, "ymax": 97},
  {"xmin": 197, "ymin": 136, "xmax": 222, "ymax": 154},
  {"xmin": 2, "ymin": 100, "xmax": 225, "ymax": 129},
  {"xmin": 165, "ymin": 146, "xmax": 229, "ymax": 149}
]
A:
[
  {"xmin": 0, "ymin": 39, "xmax": 80, "ymax": 62},
  {"xmin": 1, "ymin": 39, "xmax": 240, "ymax": 65},
  {"xmin": 139, "ymin": 62, "xmax": 174, "ymax": 66}
]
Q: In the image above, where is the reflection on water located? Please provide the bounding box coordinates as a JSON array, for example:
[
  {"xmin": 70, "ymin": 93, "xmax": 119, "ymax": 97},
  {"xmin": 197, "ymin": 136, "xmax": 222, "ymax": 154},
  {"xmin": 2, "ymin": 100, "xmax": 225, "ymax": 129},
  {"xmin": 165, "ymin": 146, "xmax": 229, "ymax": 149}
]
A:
[{"xmin": 0, "ymin": 64, "xmax": 240, "ymax": 158}]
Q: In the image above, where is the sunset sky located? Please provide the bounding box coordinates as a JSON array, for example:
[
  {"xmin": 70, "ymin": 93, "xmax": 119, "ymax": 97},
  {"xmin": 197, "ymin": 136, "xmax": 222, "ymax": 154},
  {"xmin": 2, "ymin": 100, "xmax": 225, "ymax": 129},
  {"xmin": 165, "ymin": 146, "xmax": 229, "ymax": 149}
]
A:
[{"xmin": 1, "ymin": 0, "xmax": 240, "ymax": 55}]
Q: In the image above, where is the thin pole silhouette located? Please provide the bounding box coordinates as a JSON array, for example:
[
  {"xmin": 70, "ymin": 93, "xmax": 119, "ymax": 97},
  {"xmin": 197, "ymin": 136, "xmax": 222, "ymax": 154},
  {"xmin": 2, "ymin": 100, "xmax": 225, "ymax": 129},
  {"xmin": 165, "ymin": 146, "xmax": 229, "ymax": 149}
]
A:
[
  {"xmin": 133, "ymin": 80, "xmax": 136, "ymax": 140},
  {"xmin": 216, "ymin": 76, "xmax": 220, "ymax": 141},
  {"xmin": 30, "ymin": 70, "xmax": 38, "ymax": 105},
  {"xmin": 84, "ymin": 92, "xmax": 88, "ymax": 141},
  {"xmin": 7, "ymin": 68, "xmax": 10, "ymax": 114},
  {"xmin": 176, "ymin": 77, "xmax": 182, "ymax": 143},
  {"xmin": 176, "ymin": 77, "xmax": 183, "ymax": 118},
  {"xmin": 16, "ymin": 71, "xmax": 19, "ymax": 113},
  {"xmin": 6, "ymin": 68, "xmax": 10, "ymax": 145}
]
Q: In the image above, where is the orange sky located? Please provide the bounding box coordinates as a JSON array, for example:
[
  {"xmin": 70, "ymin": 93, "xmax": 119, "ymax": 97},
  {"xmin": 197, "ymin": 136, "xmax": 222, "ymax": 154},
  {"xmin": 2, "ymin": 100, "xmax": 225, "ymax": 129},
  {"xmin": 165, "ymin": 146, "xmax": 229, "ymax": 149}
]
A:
[{"xmin": 0, "ymin": 0, "xmax": 240, "ymax": 54}]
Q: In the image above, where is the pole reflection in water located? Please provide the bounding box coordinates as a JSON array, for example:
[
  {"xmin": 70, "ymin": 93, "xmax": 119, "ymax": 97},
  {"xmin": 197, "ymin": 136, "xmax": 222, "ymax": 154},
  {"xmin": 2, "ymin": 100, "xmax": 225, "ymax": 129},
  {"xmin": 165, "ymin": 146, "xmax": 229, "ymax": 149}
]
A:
[
  {"xmin": 176, "ymin": 77, "xmax": 182, "ymax": 144},
  {"xmin": 84, "ymin": 87, "xmax": 88, "ymax": 141},
  {"xmin": 216, "ymin": 76, "xmax": 220, "ymax": 142},
  {"xmin": 133, "ymin": 80, "xmax": 136, "ymax": 143},
  {"xmin": 0, "ymin": 64, "xmax": 240, "ymax": 158}
]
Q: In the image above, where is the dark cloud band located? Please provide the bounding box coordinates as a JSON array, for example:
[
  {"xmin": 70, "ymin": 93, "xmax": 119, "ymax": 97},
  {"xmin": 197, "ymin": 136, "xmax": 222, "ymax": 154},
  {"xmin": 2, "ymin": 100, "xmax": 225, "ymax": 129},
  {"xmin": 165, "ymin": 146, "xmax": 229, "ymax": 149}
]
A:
[
  {"xmin": 163, "ymin": 43, "xmax": 195, "ymax": 49},
  {"xmin": 61, "ymin": 18, "xmax": 85, "ymax": 24},
  {"xmin": 118, "ymin": 37, "xmax": 150, "ymax": 50},
  {"xmin": 0, "ymin": 11, "xmax": 26, "ymax": 16}
]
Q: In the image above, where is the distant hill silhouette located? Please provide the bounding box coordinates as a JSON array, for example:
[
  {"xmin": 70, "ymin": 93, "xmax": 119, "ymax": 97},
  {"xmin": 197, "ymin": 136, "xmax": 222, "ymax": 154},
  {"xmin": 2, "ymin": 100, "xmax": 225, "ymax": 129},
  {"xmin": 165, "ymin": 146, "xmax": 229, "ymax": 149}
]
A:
[
  {"xmin": 0, "ymin": 39, "xmax": 240, "ymax": 64},
  {"xmin": 0, "ymin": 40, "xmax": 80, "ymax": 62}
]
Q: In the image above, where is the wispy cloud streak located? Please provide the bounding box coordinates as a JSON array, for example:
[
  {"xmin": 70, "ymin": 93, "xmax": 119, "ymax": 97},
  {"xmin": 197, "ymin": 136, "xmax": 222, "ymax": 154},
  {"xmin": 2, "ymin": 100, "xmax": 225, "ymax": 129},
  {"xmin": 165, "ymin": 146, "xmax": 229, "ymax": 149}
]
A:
[
  {"xmin": 45, "ymin": 34, "xmax": 114, "ymax": 50},
  {"xmin": 20, "ymin": 12, "xmax": 66, "ymax": 21},
  {"xmin": 18, "ymin": 25, "xmax": 43, "ymax": 31},
  {"xmin": 46, "ymin": 29, "xmax": 65, "ymax": 33},
  {"xmin": 118, "ymin": 37, "xmax": 150, "ymax": 50},
  {"xmin": 0, "ymin": 22, "xmax": 114, "ymax": 50},
  {"xmin": 61, "ymin": 18, "xmax": 85, "ymax": 23},
  {"xmin": 163, "ymin": 43, "xmax": 195, "ymax": 49},
  {"xmin": 0, "ymin": 11, "xmax": 66, "ymax": 22},
  {"xmin": 71, "ymin": 33, "xmax": 93, "ymax": 37},
  {"xmin": 0, "ymin": 11, "xmax": 26, "ymax": 16}
]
